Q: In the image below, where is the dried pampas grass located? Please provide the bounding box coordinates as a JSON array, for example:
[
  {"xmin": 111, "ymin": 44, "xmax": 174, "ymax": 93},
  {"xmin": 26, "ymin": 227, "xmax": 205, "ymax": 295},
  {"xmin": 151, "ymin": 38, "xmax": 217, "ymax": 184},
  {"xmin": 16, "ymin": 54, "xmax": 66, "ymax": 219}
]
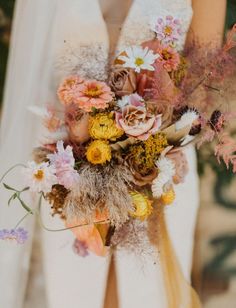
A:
[{"xmin": 64, "ymin": 163, "xmax": 134, "ymax": 227}]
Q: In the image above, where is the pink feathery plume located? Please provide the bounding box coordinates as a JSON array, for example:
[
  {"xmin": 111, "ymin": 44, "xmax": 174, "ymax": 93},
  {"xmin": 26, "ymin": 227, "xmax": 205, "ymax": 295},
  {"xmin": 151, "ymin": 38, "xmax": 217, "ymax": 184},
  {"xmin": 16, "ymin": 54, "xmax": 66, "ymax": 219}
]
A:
[
  {"xmin": 215, "ymin": 133, "xmax": 236, "ymax": 172},
  {"xmin": 223, "ymin": 24, "xmax": 236, "ymax": 52}
]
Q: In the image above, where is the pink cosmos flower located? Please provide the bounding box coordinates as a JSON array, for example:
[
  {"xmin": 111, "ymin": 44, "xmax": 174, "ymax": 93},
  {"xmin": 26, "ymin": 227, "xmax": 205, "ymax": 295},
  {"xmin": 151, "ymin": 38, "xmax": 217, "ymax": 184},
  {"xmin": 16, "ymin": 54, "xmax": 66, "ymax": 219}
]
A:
[
  {"xmin": 151, "ymin": 15, "xmax": 183, "ymax": 45},
  {"xmin": 47, "ymin": 141, "xmax": 79, "ymax": 189},
  {"xmin": 115, "ymin": 94, "xmax": 162, "ymax": 141},
  {"xmin": 74, "ymin": 80, "xmax": 113, "ymax": 112},
  {"xmin": 57, "ymin": 75, "xmax": 84, "ymax": 105},
  {"xmin": 156, "ymin": 45, "xmax": 180, "ymax": 72}
]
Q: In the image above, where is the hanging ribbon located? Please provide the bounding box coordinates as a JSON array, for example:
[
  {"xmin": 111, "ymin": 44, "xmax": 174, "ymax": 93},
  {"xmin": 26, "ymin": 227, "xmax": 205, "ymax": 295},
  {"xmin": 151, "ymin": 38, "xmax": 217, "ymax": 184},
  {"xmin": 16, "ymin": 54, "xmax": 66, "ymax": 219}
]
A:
[{"xmin": 147, "ymin": 202, "xmax": 202, "ymax": 308}]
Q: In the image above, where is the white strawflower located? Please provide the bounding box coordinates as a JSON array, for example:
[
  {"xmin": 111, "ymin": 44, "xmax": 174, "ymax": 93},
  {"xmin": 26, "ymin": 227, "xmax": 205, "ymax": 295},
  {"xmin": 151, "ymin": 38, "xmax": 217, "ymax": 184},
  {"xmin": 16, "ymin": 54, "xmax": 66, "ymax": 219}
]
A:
[
  {"xmin": 117, "ymin": 95, "xmax": 131, "ymax": 109},
  {"xmin": 23, "ymin": 161, "xmax": 57, "ymax": 193},
  {"xmin": 118, "ymin": 46, "xmax": 159, "ymax": 73},
  {"xmin": 152, "ymin": 157, "xmax": 175, "ymax": 198},
  {"xmin": 175, "ymin": 110, "xmax": 199, "ymax": 130},
  {"xmin": 117, "ymin": 93, "xmax": 143, "ymax": 109}
]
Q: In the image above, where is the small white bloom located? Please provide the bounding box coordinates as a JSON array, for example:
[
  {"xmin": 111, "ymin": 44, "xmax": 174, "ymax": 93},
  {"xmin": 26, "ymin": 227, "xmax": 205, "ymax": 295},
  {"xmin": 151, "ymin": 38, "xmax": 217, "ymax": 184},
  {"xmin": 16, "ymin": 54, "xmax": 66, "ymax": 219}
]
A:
[
  {"xmin": 175, "ymin": 110, "xmax": 199, "ymax": 131},
  {"xmin": 117, "ymin": 93, "xmax": 143, "ymax": 109},
  {"xmin": 118, "ymin": 46, "xmax": 159, "ymax": 73},
  {"xmin": 152, "ymin": 157, "xmax": 175, "ymax": 198},
  {"xmin": 117, "ymin": 95, "xmax": 131, "ymax": 109},
  {"xmin": 23, "ymin": 161, "xmax": 57, "ymax": 193}
]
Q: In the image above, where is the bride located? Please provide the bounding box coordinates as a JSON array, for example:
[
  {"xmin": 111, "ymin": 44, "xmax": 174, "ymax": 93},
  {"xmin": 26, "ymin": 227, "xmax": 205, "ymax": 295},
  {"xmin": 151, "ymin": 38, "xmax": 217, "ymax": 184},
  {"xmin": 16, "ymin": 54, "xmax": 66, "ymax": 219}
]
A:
[{"xmin": 0, "ymin": 0, "xmax": 226, "ymax": 307}]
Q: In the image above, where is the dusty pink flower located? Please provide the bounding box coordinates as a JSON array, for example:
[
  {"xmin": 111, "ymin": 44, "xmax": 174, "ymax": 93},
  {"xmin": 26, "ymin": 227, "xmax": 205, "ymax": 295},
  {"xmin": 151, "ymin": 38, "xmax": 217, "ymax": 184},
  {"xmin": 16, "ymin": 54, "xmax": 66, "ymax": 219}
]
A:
[
  {"xmin": 65, "ymin": 104, "xmax": 90, "ymax": 144},
  {"xmin": 166, "ymin": 148, "xmax": 189, "ymax": 184},
  {"xmin": 151, "ymin": 15, "xmax": 183, "ymax": 45},
  {"xmin": 74, "ymin": 80, "xmax": 113, "ymax": 112},
  {"xmin": 73, "ymin": 239, "xmax": 89, "ymax": 257},
  {"xmin": 45, "ymin": 107, "xmax": 62, "ymax": 132},
  {"xmin": 157, "ymin": 45, "xmax": 180, "ymax": 72},
  {"xmin": 115, "ymin": 94, "xmax": 162, "ymax": 140},
  {"xmin": 57, "ymin": 75, "xmax": 84, "ymax": 105}
]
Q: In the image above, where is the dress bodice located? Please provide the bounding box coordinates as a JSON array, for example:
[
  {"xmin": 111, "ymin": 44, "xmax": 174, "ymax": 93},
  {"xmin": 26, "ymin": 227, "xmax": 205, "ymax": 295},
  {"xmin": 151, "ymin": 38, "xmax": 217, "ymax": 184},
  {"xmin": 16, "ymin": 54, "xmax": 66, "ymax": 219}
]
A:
[{"xmin": 52, "ymin": 0, "xmax": 192, "ymax": 86}]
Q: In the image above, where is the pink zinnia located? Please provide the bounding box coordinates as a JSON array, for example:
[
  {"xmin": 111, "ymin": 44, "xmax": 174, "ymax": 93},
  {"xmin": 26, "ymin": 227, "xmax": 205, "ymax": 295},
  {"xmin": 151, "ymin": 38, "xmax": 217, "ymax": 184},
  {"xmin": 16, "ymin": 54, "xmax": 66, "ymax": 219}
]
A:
[
  {"xmin": 151, "ymin": 15, "xmax": 182, "ymax": 45},
  {"xmin": 57, "ymin": 75, "xmax": 84, "ymax": 105},
  {"xmin": 74, "ymin": 80, "xmax": 113, "ymax": 112},
  {"xmin": 157, "ymin": 45, "xmax": 180, "ymax": 72}
]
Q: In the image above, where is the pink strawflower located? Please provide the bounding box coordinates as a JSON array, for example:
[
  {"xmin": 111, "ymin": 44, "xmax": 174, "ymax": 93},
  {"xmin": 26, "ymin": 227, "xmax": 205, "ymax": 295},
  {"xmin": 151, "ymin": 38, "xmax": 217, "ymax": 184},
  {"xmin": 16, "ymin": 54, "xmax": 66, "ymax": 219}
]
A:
[
  {"xmin": 151, "ymin": 15, "xmax": 182, "ymax": 45},
  {"xmin": 74, "ymin": 80, "xmax": 113, "ymax": 112},
  {"xmin": 157, "ymin": 45, "xmax": 180, "ymax": 72},
  {"xmin": 57, "ymin": 75, "xmax": 84, "ymax": 105},
  {"xmin": 47, "ymin": 141, "xmax": 79, "ymax": 189}
]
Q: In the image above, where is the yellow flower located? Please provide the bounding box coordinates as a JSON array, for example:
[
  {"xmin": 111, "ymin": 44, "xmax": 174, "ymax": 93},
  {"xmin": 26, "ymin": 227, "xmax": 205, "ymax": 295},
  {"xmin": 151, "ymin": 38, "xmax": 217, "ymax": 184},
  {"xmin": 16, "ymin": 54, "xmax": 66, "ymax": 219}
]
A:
[
  {"xmin": 86, "ymin": 140, "xmax": 112, "ymax": 165},
  {"xmin": 129, "ymin": 191, "xmax": 153, "ymax": 220},
  {"xmin": 89, "ymin": 113, "xmax": 124, "ymax": 141},
  {"xmin": 161, "ymin": 188, "xmax": 175, "ymax": 205}
]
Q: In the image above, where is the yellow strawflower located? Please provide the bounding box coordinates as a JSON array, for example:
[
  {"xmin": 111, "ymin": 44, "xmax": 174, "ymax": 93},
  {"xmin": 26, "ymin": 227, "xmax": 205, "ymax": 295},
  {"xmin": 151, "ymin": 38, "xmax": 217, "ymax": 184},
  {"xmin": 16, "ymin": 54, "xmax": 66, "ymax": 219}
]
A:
[
  {"xmin": 86, "ymin": 140, "xmax": 112, "ymax": 165},
  {"xmin": 129, "ymin": 191, "xmax": 153, "ymax": 220},
  {"xmin": 89, "ymin": 113, "xmax": 124, "ymax": 141},
  {"xmin": 161, "ymin": 188, "xmax": 175, "ymax": 205}
]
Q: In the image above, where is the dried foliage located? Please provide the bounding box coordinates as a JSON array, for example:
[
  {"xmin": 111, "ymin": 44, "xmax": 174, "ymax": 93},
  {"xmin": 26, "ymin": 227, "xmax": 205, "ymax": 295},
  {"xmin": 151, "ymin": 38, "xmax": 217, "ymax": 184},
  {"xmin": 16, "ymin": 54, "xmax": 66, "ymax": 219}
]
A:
[{"xmin": 46, "ymin": 184, "xmax": 69, "ymax": 219}]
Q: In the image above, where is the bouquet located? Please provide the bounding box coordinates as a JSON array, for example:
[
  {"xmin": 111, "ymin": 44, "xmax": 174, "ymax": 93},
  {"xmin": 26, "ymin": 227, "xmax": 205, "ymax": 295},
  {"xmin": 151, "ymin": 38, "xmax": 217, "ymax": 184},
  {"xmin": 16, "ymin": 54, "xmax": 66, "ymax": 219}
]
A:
[{"xmin": 1, "ymin": 16, "xmax": 236, "ymax": 262}]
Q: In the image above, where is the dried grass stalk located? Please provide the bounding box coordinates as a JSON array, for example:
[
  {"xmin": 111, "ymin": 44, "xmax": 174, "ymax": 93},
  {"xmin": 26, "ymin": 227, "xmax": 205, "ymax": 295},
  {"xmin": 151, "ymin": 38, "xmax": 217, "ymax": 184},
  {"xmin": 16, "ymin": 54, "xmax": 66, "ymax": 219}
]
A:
[{"xmin": 64, "ymin": 163, "xmax": 134, "ymax": 227}]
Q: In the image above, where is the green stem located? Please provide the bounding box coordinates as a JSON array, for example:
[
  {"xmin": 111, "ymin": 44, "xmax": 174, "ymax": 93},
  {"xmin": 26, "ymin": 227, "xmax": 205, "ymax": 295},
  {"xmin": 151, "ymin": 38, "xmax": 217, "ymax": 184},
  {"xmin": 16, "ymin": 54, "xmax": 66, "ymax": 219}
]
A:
[
  {"xmin": 36, "ymin": 193, "xmax": 110, "ymax": 232},
  {"xmin": 0, "ymin": 163, "xmax": 26, "ymax": 184},
  {"xmin": 14, "ymin": 212, "xmax": 31, "ymax": 229}
]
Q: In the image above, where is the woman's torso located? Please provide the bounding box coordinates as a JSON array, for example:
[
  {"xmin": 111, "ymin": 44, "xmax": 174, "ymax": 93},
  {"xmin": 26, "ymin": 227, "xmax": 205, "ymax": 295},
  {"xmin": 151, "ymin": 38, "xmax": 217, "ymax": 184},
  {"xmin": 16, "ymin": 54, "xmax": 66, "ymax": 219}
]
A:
[{"xmin": 50, "ymin": 0, "xmax": 193, "ymax": 89}]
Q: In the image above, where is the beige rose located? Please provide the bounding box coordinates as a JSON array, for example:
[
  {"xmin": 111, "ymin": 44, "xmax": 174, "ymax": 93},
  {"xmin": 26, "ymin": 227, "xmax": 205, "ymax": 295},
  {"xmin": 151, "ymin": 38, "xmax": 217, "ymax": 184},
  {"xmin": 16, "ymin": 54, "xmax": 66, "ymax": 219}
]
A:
[
  {"xmin": 115, "ymin": 95, "xmax": 162, "ymax": 141},
  {"xmin": 125, "ymin": 154, "xmax": 158, "ymax": 186},
  {"xmin": 109, "ymin": 66, "xmax": 137, "ymax": 97}
]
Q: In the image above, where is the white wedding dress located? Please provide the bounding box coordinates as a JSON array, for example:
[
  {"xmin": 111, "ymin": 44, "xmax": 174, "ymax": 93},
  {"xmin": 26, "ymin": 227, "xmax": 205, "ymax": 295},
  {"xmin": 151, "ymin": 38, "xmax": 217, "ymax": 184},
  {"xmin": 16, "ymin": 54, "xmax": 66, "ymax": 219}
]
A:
[{"xmin": 0, "ymin": 1, "xmax": 199, "ymax": 307}]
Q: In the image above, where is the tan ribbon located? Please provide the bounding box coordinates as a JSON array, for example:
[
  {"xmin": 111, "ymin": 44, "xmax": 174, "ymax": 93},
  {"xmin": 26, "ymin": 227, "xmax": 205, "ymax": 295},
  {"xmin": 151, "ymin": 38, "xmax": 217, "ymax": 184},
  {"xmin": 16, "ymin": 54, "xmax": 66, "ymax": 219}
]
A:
[{"xmin": 148, "ymin": 203, "xmax": 202, "ymax": 308}]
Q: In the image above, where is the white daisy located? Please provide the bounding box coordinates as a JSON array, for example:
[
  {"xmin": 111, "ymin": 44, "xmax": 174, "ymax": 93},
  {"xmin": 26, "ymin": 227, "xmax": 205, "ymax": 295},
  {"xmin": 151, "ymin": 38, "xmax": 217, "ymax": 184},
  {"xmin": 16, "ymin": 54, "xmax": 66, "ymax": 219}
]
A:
[
  {"xmin": 175, "ymin": 110, "xmax": 199, "ymax": 131},
  {"xmin": 118, "ymin": 46, "xmax": 159, "ymax": 73},
  {"xmin": 152, "ymin": 157, "xmax": 175, "ymax": 198},
  {"xmin": 23, "ymin": 161, "xmax": 57, "ymax": 193}
]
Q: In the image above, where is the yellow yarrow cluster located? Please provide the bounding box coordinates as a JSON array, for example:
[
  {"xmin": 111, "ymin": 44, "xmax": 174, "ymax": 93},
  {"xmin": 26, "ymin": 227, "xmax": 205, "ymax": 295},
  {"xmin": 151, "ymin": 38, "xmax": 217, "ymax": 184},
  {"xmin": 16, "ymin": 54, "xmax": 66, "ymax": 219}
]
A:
[
  {"xmin": 86, "ymin": 140, "xmax": 112, "ymax": 165},
  {"xmin": 129, "ymin": 133, "xmax": 168, "ymax": 174},
  {"xmin": 89, "ymin": 112, "xmax": 124, "ymax": 141},
  {"xmin": 129, "ymin": 191, "xmax": 153, "ymax": 220}
]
